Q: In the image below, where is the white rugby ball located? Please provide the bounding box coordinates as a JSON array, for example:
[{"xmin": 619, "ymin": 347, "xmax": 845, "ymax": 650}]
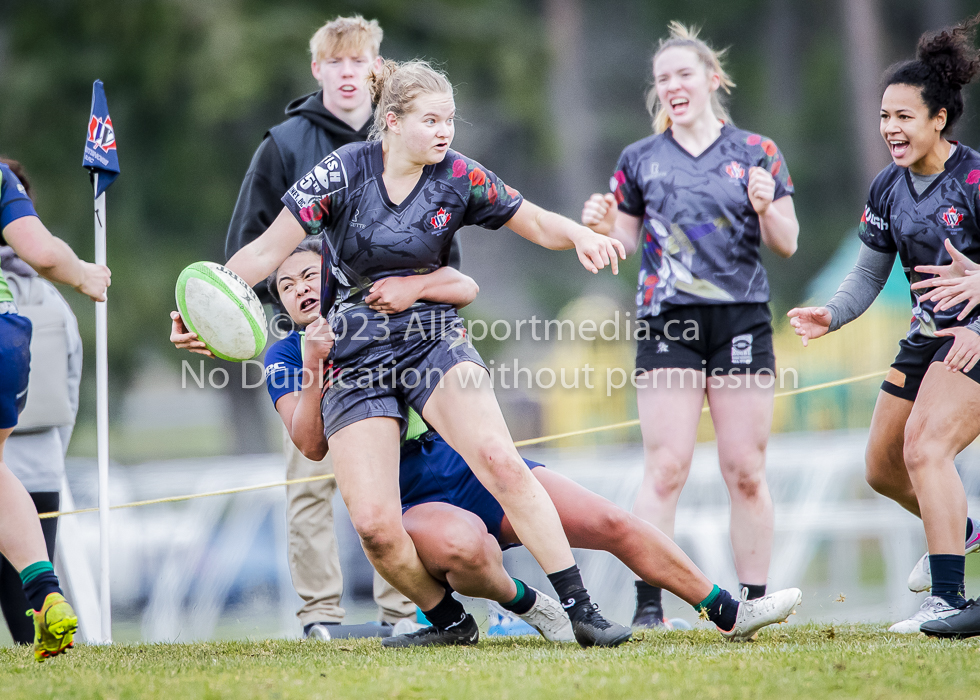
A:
[{"xmin": 175, "ymin": 262, "xmax": 267, "ymax": 362}]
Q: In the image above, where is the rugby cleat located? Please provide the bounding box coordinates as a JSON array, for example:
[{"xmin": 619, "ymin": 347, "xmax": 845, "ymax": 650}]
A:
[
  {"xmin": 516, "ymin": 588, "xmax": 574, "ymax": 642},
  {"xmin": 30, "ymin": 592, "xmax": 77, "ymax": 662},
  {"xmin": 908, "ymin": 524, "xmax": 980, "ymax": 592},
  {"xmin": 721, "ymin": 587, "xmax": 802, "ymax": 641},
  {"xmin": 921, "ymin": 598, "xmax": 980, "ymax": 638},
  {"xmin": 571, "ymin": 603, "xmax": 632, "ymax": 648},
  {"xmin": 381, "ymin": 613, "xmax": 479, "ymax": 648},
  {"xmin": 631, "ymin": 602, "xmax": 670, "ymax": 630},
  {"xmin": 888, "ymin": 595, "xmax": 961, "ymax": 634}
]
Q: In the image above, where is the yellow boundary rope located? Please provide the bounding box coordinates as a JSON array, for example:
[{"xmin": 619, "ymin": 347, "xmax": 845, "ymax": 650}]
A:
[{"xmin": 38, "ymin": 369, "xmax": 887, "ymax": 520}]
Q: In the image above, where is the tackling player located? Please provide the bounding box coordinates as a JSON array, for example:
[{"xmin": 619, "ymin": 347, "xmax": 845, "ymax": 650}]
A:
[
  {"xmin": 788, "ymin": 13, "xmax": 980, "ymax": 636},
  {"xmin": 0, "ymin": 160, "xmax": 110, "ymax": 660},
  {"xmin": 582, "ymin": 22, "xmax": 799, "ymax": 628},
  {"xmin": 266, "ymin": 241, "xmax": 802, "ymax": 647}
]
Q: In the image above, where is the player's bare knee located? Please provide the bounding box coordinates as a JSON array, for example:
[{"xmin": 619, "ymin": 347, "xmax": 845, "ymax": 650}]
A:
[
  {"xmin": 595, "ymin": 506, "xmax": 633, "ymax": 542},
  {"xmin": 477, "ymin": 444, "xmax": 527, "ymax": 494},
  {"xmin": 647, "ymin": 453, "xmax": 689, "ymax": 499},
  {"xmin": 442, "ymin": 525, "xmax": 492, "ymax": 570},
  {"xmin": 724, "ymin": 464, "xmax": 765, "ymax": 501},
  {"xmin": 351, "ymin": 510, "xmax": 403, "ymax": 557}
]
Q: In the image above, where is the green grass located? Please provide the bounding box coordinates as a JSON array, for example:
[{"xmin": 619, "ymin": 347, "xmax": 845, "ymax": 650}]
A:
[{"xmin": 2, "ymin": 625, "xmax": 979, "ymax": 699}]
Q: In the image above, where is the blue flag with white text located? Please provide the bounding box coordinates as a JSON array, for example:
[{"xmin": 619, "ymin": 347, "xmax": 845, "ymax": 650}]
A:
[{"xmin": 82, "ymin": 80, "xmax": 120, "ymax": 196}]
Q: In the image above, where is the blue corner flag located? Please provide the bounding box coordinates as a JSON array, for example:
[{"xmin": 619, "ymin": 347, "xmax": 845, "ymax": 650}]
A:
[{"xmin": 82, "ymin": 80, "xmax": 120, "ymax": 197}]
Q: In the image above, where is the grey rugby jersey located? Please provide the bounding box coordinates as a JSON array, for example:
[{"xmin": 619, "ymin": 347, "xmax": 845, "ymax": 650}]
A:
[
  {"xmin": 282, "ymin": 141, "xmax": 522, "ymax": 357},
  {"xmin": 859, "ymin": 142, "xmax": 980, "ymax": 343},
  {"xmin": 612, "ymin": 124, "xmax": 794, "ymax": 317}
]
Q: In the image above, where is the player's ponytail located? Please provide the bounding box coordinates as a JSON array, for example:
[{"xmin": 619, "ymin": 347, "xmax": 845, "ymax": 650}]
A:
[
  {"xmin": 368, "ymin": 59, "xmax": 454, "ymax": 141},
  {"xmin": 646, "ymin": 21, "xmax": 735, "ymax": 134},
  {"xmin": 884, "ymin": 12, "xmax": 980, "ymax": 134}
]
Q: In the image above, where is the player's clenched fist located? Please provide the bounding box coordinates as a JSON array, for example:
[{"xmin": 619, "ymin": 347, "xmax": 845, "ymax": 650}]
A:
[
  {"xmin": 581, "ymin": 193, "xmax": 618, "ymax": 236},
  {"xmin": 303, "ymin": 316, "xmax": 335, "ymax": 365},
  {"xmin": 747, "ymin": 166, "xmax": 776, "ymax": 215}
]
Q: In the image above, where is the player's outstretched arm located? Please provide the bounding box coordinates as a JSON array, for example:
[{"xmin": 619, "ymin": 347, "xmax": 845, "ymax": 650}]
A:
[
  {"xmin": 2, "ymin": 216, "xmax": 110, "ymax": 301},
  {"xmin": 276, "ymin": 317, "xmax": 333, "ymax": 460},
  {"xmin": 505, "ymin": 200, "xmax": 626, "ymax": 274},
  {"xmin": 581, "ymin": 193, "xmax": 642, "ymax": 256},
  {"xmin": 748, "ymin": 167, "xmax": 798, "ymax": 258},
  {"xmin": 365, "ymin": 267, "xmax": 479, "ymax": 315},
  {"xmin": 225, "ymin": 208, "xmax": 308, "ymax": 287}
]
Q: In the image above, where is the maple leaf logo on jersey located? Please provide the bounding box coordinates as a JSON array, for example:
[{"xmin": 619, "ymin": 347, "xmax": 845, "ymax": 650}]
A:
[
  {"xmin": 725, "ymin": 161, "xmax": 744, "ymax": 180},
  {"xmin": 429, "ymin": 207, "xmax": 452, "ymax": 230},
  {"xmin": 941, "ymin": 206, "xmax": 965, "ymax": 228},
  {"xmin": 87, "ymin": 115, "xmax": 116, "ymax": 153}
]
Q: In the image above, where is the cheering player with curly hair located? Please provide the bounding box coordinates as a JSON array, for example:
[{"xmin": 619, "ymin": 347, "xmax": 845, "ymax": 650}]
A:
[
  {"xmin": 174, "ymin": 59, "xmax": 630, "ymax": 647},
  {"xmin": 582, "ymin": 22, "xmax": 799, "ymax": 628},
  {"xmin": 788, "ymin": 13, "xmax": 980, "ymax": 637}
]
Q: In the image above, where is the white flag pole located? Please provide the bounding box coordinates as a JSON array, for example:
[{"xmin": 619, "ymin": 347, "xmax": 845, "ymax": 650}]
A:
[{"xmin": 93, "ymin": 172, "xmax": 112, "ymax": 644}]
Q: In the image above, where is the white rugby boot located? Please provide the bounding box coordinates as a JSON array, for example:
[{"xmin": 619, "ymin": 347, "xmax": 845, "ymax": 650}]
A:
[{"xmin": 721, "ymin": 588, "xmax": 802, "ymax": 641}]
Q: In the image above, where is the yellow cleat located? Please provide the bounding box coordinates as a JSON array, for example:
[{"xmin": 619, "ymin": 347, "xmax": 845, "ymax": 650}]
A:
[{"xmin": 30, "ymin": 592, "xmax": 78, "ymax": 662}]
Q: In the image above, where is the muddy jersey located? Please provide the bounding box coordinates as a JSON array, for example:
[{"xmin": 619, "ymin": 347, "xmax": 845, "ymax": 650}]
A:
[
  {"xmin": 282, "ymin": 141, "xmax": 522, "ymax": 359},
  {"xmin": 611, "ymin": 124, "xmax": 794, "ymax": 317},
  {"xmin": 859, "ymin": 142, "xmax": 980, "ymax": 343}
]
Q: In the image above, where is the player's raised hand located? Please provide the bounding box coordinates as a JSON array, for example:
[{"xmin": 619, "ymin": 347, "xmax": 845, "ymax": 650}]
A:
[
  {"xmin": 787, "ymin": 306, "xmax": 832, "ymax": 347},
  {"xmin": 365, "ymin": 276, "xmax": 420, "ymax": 314},
  {"xmin": 582, "ymin": 193, "xmax": 617, "ymax": 236},
  {"xmin": 170, "ymin": 310, "xmax": 214, "ymax": 357},
  {"xmin": 912, "ymin": 239, "xmax": 980, "ymax": 317},
  {"xmin": 75, "ymin": 261, "xmax": 111, "ymax": 302},
  {"xmin": 303, "ymin": 316, "xmax": 335, "ymax": 365},
  {"xmin": 936, "ymin": 326, "xmax": 980, "ymax": 373},
  {"xmin": 574, "ymin": 228, "xmax": 626, "ymax": 275},
  {"xmin": 747, "ymin": 166, "xmax": 776, "ymax": 215}
]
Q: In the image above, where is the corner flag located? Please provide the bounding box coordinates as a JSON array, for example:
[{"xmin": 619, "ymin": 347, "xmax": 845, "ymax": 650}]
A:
[{"xmin": 82, "ymin": 80, "xmax": 120, "ymax": 196}]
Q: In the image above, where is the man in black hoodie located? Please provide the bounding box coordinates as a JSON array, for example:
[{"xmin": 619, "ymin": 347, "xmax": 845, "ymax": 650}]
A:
[{"xmin": 225, "ymin": 15, "xmax": 419, "ymax": 639}]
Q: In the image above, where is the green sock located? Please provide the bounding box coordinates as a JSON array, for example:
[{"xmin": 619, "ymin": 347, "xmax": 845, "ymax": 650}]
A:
[{"xmin": 19, "ymin": 560, "xmax": 54, "ymax": 585}]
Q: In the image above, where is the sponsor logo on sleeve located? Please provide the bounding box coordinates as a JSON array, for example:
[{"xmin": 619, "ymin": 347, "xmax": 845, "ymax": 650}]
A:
[{"xmin": 862, "ymin": 206, "xmax": 889, "ymax": 231}]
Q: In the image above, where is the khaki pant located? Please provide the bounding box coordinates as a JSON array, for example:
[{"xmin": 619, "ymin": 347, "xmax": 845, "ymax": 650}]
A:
[{"xmin": 283, "ymin": 429, "xmax": 415, "ymax": 625}]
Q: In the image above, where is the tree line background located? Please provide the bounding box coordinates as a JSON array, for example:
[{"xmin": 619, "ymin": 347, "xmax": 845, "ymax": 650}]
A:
[{"xmin": 0, "ymin": 0, "xmax": 977, "ymax": 456}]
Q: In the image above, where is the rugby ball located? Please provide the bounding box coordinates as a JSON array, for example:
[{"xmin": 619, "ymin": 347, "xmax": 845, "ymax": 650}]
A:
[{"xmin": 175, "ymin": 262, "xmax": 267, "ymax": 361}]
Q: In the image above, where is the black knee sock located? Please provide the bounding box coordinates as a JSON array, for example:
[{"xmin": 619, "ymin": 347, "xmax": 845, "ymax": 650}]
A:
[
  {"xmin": 696, "ymin": 585, "xmax": 738, "ymax": 632},
  {"xmin": 422, "ymin": 589, "xmax": 468, "ymax": 630},
  {"xmin": 740, "ymin": 583, "xmax": 766, "ymax": 601},
  {"xmin": 500, "ymin": 578, "xmax": 537, "ymax": 616},
  {"xmin": 930, "ymin": 554, "xmax": 967, "ymax": 608},
  {"xmin": 635, "ymin": 581, "xmax": 663, "ymax": 615},
  {"xmin": 547, "ymin": 565, "xmax": 592, "ymax": 623}
]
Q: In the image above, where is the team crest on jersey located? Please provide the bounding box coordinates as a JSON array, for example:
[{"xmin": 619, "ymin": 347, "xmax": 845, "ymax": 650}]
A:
[
  {"xmin": 725, "ymin": 161, "xmax": 745, "ymax": 180},
  {"xmin": 429, "ymin": 207, "xmax": 452, "ymax": 231},
  {"xmin": 87, "ymin": 115, "xmax": 116, "ymax": 152},
  {"xmin": 940, "ymin": 205, "xmax": 965, "ymax": 229}
]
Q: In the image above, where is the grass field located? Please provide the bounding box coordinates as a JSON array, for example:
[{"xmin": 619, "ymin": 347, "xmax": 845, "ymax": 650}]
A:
[{"xmin": 2, "ymin": 624, "xmax": 979, "ymax": 699}]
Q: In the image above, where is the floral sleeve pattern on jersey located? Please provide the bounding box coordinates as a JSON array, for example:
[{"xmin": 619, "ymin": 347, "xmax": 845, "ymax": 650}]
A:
[
  {"xmin": 450, "ymin": 156, "xmax": 523, "ymax": 229},
  {"xmin": 745, "ymin": 134, "xmax": 794, "ymax": 198}
]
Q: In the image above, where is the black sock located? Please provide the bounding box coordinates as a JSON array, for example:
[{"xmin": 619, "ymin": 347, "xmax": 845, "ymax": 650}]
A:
[
  {"xmin": 21, "ymin": 569, "xmax": 62, "ymax": 612},
  {"xmin": 635, "ymin": 581, "xmax": 663, "ymax": 615},
  {"xmin": 740, "ymin": 583, "xmax": 766, "ymax": 601},
  {"xmin": 500, "ymin": 578, "xmax": 537, "ymax": 616},
  {"xmin": 422, "ymin": 589, "xmax": 468, "ymax": 630},
  {"xmin": 930, "ymin": 554, "xmax": 967, "ymax": 608},
  {"xmin": 696, "ymin": 585, "xmax": 738, "ymax": 632},
  {"xmin": 547, "ymin": 565, "xmax": 592, "ymax": 623}
]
